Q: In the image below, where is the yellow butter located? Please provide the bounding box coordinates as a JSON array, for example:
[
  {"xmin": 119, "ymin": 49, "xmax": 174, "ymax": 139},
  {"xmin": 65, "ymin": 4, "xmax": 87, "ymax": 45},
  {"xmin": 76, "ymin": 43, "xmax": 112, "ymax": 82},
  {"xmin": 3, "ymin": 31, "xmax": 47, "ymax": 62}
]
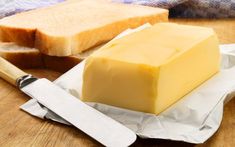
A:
[{"xmin": 81, "ymin": 23, "xmax": 220, "ymax": 114}]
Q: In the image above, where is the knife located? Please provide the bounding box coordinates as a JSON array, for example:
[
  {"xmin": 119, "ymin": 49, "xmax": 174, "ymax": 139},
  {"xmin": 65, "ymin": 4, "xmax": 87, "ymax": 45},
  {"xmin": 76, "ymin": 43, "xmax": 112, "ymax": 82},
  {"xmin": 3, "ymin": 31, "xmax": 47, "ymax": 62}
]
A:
[{"xmin": 0, "ymin": 57, "xmax": 136, "ymax": 147}]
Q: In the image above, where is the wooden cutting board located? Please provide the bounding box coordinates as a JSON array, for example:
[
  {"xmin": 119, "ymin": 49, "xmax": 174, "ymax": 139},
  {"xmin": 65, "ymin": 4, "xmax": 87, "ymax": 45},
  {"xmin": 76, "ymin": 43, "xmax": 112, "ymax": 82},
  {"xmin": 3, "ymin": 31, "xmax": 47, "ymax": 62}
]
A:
[{"xmin": 0, "ymin": 19, "xmax": 235, "ymax": 147}]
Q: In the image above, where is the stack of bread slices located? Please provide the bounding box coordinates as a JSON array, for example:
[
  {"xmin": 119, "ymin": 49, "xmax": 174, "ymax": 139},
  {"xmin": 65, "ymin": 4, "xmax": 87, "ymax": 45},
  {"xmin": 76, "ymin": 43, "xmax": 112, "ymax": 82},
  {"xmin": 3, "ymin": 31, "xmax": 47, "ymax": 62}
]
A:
[{"xmin": 0, "ymin": 0, "xmax": 168, "ymax": 72}]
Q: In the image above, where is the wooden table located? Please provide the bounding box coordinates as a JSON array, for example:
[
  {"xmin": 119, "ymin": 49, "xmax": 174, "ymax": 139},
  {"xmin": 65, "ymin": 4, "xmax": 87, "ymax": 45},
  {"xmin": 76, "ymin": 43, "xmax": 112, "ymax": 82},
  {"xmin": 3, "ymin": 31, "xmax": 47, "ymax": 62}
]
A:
[{"xmin": 0, "ymin": 19, "xmax": 235, "ymax": 147}]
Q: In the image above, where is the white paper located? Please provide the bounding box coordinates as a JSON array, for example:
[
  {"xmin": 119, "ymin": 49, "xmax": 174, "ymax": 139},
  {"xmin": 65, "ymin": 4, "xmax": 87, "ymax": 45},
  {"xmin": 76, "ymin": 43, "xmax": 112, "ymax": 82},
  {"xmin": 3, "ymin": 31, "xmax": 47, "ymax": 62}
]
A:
[
  {"xmin": 21, "ymin": 79, "xmax": 136, "ymax": 147},
  {"xmin": 20, "ymin": 25, "xmax": 235, "ymax": 144},
  {"xmin": 21, "ymin": 98, "xmax": 70, "ymax": 125}
]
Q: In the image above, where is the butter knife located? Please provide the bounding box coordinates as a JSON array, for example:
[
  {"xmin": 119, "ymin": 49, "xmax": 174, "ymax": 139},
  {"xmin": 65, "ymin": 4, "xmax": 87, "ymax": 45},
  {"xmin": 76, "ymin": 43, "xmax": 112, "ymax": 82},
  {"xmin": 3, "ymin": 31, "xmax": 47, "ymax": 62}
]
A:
[{"xmin": 0, "ymin": 57, "xmax": 136, "ymax": 147}]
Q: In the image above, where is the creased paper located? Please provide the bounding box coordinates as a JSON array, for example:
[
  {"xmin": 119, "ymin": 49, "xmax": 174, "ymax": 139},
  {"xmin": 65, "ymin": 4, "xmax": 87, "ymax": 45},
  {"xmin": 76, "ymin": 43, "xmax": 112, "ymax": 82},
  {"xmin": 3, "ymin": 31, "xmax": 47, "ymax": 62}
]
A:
[{"xmin": 20, "ymin": 25, "xmax": 235, "ymax": 144}]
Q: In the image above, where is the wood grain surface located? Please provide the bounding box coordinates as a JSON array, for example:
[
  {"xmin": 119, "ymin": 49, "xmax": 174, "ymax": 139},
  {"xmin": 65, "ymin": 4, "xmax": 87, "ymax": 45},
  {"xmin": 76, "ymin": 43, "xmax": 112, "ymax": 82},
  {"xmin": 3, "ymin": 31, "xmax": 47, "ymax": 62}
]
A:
[{"xmin": 0, "ymin": 19, "xmax": 235, "ymax": 147}]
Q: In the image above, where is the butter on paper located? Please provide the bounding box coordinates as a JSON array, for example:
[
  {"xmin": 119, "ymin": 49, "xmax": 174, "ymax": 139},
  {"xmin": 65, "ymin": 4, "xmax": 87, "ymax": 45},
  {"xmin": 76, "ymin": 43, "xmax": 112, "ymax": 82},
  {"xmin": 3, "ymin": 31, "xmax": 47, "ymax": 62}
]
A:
[{"xmin": 20, "ymin": 25, "xmax": 235, "ymax": 144}]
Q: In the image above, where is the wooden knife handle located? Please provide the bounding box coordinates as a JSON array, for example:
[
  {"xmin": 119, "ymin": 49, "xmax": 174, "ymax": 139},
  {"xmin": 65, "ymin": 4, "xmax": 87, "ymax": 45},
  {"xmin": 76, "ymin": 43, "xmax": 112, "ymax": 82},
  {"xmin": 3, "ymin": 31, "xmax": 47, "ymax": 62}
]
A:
[{"xmin": 0, "ymin": 57, "xmax": 28, "ymax": 86}]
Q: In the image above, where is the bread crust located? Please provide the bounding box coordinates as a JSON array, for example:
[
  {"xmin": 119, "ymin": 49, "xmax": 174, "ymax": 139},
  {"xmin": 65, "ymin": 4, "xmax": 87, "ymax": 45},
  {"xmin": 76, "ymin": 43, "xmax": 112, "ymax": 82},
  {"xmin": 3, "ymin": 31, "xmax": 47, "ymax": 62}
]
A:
[
  {"xmin": 42, "ymin": 55, "xmax": 82, "ymax": 72},
  {"xmin": 0, "ymin": 42, "xmax": 87, "ymax": 72},
  {"xmin": 0, "ymin": 26, "xmax": 35, "ymax": 47},
  {"xmin": 0, "ymin": 49, "xmax": 43, "ymax": 69},
  {"xmin": 0, "ymin": 0, "xmax": 168, "ymax": 56}
]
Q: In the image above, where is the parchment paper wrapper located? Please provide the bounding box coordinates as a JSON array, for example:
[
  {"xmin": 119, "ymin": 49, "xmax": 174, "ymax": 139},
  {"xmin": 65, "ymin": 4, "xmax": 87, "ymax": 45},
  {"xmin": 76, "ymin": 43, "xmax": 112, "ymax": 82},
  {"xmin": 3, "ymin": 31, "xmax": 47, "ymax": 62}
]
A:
[{"xmin": 20, "ymin": 25, "xmax": 235, "ymax": 144}]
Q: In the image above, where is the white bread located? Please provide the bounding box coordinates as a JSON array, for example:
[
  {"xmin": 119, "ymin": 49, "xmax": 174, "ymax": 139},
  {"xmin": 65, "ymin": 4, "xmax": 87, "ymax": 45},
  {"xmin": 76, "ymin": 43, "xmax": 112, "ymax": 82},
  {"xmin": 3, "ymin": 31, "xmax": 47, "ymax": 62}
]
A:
[
  {"xmin": 43, "ymin": 46, "xmax": 99, "ymax": 72},
  {"xmin": 0, "ymin": 0, "xmax": 168, "ymax": 56},
  {"xmin": 0, "ymin": 42, "xmax": 43, "ymax": 69},
  {"xmin": 0, "ymin": 42, "xmax": 99, "ymax": 72}
]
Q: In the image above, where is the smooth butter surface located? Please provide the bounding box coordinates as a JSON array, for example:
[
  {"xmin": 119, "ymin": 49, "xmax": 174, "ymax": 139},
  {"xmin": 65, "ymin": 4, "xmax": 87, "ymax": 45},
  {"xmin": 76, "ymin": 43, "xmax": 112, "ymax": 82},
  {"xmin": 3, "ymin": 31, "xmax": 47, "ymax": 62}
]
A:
[{"xmin": 82, "ymin": 23, "xmax": 220, "ymax": 114}]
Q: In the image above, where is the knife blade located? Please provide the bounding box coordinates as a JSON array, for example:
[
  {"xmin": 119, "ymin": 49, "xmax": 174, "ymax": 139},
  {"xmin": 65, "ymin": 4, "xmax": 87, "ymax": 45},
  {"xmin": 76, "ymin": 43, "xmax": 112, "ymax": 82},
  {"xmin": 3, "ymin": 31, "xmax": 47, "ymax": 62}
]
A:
[{"xmin": 0, "ymin": 57, "xmax": 136, "ymax": 147}]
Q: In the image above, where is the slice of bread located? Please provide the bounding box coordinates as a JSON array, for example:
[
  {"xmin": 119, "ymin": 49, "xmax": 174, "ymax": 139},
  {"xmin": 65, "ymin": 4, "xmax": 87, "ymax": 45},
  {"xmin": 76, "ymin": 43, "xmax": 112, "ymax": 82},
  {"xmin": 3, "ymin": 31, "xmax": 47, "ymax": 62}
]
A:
[
  {"xmin": 0, "ymin": 0, "xmax": 168, "ymax": 56},
  {"xmin": 42, "ymin": 45, "xmax": 101, "ymax": 72},
  {"xmin": 0, "ymin": 42, "xmax": 43, "ymax": 69},
  {"xmin": 0, "ymin": 42, "xmax": 99, "ymax": 72}
]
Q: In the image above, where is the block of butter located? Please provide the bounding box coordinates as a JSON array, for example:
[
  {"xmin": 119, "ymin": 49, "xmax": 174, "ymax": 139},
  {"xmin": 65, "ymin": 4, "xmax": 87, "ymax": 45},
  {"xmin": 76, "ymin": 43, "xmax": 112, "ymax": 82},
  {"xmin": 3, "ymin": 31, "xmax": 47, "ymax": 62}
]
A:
[{"xmin": 81, "ymin": 23, "xmax": 220, "ymax": 114}]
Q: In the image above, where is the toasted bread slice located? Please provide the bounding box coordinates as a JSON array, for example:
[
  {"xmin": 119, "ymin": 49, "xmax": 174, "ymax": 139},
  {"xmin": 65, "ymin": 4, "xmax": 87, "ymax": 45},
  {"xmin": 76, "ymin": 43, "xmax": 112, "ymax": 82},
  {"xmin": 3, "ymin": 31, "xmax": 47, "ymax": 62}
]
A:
[
  {"xmin": 0, "ymin": 0, "xmax": 168, "ymax": 56},
  {"xmin": 0, "ymin": 42, "xmax": 99, "ymax": 72}
]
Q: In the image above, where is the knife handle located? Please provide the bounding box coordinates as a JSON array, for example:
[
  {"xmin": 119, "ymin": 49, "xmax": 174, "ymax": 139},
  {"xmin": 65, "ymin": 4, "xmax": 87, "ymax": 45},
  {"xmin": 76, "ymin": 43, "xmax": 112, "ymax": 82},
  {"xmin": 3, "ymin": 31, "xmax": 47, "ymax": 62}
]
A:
[{"xmin": 0, "ymin": 57, "xmax": 28, "ymax": 86}]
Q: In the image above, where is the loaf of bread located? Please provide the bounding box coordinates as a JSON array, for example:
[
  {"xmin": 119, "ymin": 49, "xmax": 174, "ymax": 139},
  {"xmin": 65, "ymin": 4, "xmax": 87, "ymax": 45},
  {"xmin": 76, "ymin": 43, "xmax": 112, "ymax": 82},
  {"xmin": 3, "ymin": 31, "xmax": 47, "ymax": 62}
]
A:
[
  {"xmin": 0, "ymin": 42, "xmax": 99, "ymax": 72},
  {"xmin": 0, "ymin": 0, "xmax": 168, "ymax": 56}
]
